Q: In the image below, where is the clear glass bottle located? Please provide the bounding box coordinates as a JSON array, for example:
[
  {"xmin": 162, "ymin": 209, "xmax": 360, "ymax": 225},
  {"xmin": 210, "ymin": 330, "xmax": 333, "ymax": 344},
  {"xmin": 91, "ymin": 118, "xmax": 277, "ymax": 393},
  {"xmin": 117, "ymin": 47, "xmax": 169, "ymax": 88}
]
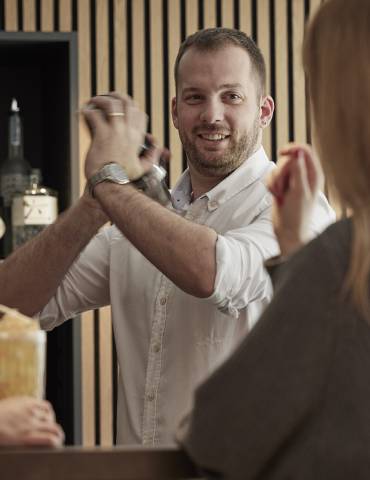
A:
[
  {"xmin": 0, "ymin": 99, "xmax": 31, "ymax": 256},
  {"xmin": 0, "ymin": 99, "xmax": 31, "ymax": 207},
  {"xmin": 12, "ymin": 169, "xmax": 58, "ymax": 249}
]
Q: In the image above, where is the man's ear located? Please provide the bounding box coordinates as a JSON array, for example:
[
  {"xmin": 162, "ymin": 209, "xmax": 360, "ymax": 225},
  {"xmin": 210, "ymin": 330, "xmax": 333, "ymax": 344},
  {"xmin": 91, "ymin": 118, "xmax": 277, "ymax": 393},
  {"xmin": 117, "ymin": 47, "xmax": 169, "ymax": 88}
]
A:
[
  {"xmin": 171, "ymin": 97, "xmax": 179, "ymax": 129},
  {"xmin": 260, "ymin": 95, "xmax": 274, "ymax": 129}
]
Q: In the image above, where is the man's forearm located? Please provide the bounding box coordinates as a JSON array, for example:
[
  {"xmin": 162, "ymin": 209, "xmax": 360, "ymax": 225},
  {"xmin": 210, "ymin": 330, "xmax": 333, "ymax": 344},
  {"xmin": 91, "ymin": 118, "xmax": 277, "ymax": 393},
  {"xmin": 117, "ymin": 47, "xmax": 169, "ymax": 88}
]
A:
[
  {"xmin": 0, "ymin": 195, "xmax": 107, "ymax": 316},
  {"xmin": 94, "ymin": 182, "xmax": 217, "ymax": 297}
]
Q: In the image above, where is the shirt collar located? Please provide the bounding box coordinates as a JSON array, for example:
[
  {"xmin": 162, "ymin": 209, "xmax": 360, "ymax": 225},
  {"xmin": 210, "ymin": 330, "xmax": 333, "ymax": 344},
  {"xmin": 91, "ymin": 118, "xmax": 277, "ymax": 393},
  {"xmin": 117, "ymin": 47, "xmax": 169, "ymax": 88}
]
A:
[{"xmin": 171, "ymin": 147, "xmax": 272, "ymax": 211}]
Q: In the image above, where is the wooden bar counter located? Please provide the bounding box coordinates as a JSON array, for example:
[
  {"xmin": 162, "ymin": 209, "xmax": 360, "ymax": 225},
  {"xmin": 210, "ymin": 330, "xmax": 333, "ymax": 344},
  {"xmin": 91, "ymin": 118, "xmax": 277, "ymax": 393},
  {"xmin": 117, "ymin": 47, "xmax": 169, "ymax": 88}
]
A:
[{"xmin": 0, "ymin": 445, "xmax": 201, "ymax": 479}]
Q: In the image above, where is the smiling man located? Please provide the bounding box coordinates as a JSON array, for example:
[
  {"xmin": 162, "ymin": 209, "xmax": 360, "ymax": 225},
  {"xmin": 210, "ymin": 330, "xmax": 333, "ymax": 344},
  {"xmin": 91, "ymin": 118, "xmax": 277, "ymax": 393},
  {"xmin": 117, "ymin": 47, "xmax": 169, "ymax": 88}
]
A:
[
  {"xmin": 172, "ymin": 31, "xmax": 272, "ymax": 185},
  {"xmin": 0, "ymin": 28, "xmax": 334, "ymax": 446}
]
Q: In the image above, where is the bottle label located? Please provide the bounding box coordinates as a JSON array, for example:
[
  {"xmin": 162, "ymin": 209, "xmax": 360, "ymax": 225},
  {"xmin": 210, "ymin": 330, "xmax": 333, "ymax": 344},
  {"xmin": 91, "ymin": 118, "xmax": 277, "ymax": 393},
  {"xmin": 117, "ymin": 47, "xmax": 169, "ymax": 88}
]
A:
[
  {"xmin": 12, "ymin": 195, "xmax": 58, "ymax": 226},
  {"xmin": 0, "ymin": 174, "xmax": 29, "ymax": 207}
]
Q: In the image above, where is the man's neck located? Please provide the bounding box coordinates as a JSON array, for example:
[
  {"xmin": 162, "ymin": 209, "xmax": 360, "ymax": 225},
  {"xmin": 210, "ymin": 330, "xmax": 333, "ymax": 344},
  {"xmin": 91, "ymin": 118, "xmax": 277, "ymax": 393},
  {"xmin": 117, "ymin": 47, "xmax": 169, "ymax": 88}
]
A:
[{"xmin": 188, "ymin": 165, "xmax": 228, "ymax": 201}]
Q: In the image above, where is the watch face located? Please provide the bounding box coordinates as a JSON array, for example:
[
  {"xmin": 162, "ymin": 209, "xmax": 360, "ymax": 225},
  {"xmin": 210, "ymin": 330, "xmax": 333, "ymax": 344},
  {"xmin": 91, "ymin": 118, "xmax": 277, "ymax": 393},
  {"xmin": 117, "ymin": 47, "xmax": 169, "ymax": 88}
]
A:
[{"xmin": 106, "ymin": 164, "xmax": 130, "ymax": 183}]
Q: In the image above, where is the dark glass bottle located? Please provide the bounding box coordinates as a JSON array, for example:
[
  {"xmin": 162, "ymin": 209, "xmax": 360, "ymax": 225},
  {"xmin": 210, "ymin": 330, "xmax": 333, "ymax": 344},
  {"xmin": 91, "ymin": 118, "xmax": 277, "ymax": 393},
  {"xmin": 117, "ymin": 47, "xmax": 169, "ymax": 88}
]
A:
[{"xmin": 0, "ymin": 99, "xmax": 31, "ymax": 256}]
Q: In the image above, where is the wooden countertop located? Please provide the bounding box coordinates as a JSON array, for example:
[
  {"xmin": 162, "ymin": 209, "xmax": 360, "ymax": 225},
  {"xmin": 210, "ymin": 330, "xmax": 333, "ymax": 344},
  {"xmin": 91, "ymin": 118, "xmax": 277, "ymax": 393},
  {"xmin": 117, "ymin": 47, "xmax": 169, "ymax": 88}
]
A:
[{"xmin": 0, "ymin": 445, "xmax": 200, "ymax": 479}]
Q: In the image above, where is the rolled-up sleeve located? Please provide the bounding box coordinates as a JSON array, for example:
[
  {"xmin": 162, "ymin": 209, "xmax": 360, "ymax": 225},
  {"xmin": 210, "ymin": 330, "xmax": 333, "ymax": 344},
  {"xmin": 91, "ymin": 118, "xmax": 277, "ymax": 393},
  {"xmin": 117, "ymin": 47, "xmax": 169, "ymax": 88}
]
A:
[
  {"xmin": 38, "ymin": 227, "xmax": 112, "ymax": 330},
  {"xmin": 206, "ymin": 203, "xmax": 279, "ymax": 318}
]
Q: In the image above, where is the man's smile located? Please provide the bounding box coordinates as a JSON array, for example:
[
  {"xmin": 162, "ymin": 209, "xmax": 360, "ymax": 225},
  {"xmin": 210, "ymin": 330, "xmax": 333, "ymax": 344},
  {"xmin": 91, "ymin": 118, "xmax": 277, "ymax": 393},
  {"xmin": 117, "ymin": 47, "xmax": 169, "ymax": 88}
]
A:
[{"xmin": 197, "ymin": 133, "xmax": 230, "ymax": 141}]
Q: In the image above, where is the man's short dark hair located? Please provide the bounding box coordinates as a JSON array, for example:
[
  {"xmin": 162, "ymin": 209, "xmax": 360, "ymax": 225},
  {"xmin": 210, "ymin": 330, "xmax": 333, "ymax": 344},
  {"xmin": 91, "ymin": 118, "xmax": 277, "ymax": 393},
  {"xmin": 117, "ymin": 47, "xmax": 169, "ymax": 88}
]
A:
[{"xmin": 174, "ymin": 28, "xmax": 266, "ymax": 95}]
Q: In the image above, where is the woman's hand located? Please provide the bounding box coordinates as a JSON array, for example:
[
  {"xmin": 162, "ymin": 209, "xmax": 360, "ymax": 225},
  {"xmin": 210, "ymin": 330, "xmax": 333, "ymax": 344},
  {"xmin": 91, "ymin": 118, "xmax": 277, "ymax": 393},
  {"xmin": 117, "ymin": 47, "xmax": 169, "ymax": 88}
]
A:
[
  {"xmin": 0, "ymin": 396, "xmax": 65, "ymax": 447},
  {"xmin": 82, "ymin": 92, "xmax": 148, "ymax": 181},
  {"xmin": 267, "ymin": 143, "xmax": 323, "ymax": 257}
]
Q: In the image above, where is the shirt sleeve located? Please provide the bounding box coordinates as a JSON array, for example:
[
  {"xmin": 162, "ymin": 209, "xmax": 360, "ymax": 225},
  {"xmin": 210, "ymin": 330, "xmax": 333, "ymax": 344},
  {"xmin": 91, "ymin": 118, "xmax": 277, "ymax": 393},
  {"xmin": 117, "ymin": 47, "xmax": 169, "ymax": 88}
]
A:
[
  {"xmin": 179, "ymin": 238, "xmax": 337, "ymax": 479},
  {"xmin": 38, "ymin": 226, "xmax": 112, "ymax": 330},
  {"xmin": 206, "ymin": 190, "xmax": 335, "ymax": 319},
  {"xmin": 206, "ymin": 203, "xmax": 279, "ymax": 318}
]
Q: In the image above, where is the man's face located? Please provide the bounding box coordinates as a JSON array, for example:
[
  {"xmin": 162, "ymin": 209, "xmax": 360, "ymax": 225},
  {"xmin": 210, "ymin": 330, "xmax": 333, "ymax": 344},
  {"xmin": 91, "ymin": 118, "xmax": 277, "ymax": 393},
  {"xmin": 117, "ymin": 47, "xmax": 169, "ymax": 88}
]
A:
[{"xmin": 172, "ymin": 45, "xmax": 263, "ymax": 178}]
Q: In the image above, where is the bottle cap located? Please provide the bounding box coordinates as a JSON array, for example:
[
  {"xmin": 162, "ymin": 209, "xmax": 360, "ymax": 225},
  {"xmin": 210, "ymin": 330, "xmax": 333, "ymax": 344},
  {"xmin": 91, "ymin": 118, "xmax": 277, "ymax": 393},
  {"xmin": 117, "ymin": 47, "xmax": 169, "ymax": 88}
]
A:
[{"xmin": 10, "ymin": 98, "xmax": 20, "ymax": 113}]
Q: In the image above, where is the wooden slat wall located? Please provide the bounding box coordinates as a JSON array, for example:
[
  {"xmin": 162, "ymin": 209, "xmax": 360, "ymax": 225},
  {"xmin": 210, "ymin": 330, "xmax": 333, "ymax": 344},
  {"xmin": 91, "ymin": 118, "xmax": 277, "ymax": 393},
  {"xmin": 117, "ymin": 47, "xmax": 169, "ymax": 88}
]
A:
[
  {"xmin": 292, "ymin": 0, "xmax": 306, "ymax": 144},
  {"xmin": 168, "ymin": 0, "xmax": 182, "ymax": 186},
  {"xmin": 95, "ymin": 0, "xmax": 114, "ymax": 447},
  {"xmin": 1, "ymin": 0, "xmax": 325, "ymax": 446},
  {"xmin": 275, "ymin": 0, "xmax": 289, "ymax": 151},
  {"xmin": 77, "ymin": 0, "xmax": 95, "ymax": 448},
  {"xmin": 257, "ymin": 0, "xmax": 272, "ymax": 160},
  {"xmin": 150, "ymin": 0, "xmax": 164, "ymax": 148}
]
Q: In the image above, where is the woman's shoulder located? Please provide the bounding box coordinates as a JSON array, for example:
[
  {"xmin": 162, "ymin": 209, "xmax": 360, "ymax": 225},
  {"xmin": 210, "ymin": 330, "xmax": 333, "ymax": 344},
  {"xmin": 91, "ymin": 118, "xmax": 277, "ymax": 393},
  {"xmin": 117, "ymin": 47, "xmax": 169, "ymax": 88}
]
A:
[
  {"xmin": 299, "ymin": 217, "xmax": 351, "ymax": 271},
  {"xmin": 272, "ymin": 218, "xmax": 352, "ymax": 297}
]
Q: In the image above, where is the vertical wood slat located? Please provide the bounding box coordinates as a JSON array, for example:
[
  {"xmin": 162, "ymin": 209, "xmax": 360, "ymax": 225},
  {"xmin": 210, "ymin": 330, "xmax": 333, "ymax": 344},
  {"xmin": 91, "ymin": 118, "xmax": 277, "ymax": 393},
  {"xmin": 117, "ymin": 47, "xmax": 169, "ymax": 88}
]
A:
[
  {"xmin": 5, "ymin": 0, "xmax": 18, "ymax": 31},
  {"xmin": 132, "ymin": 0, "xmax": 146, "ymax": 111},
  {"xmin": 95, "ymin": 0, "xmax": 113, "ymax": 446},
  {"xmin": 239, "ymin": 0, "xmax": 252, "ymax": 35},
  {"xmin": 168, "ymin": 0, "xmax": 182, "ymax": 187},
  {"xmin": 257, "ymin": 0, "xmax": 272, "ymax": 161},
  {"xmin": 77, "ymin": 0, "xmax": 95, "ymax": 447},
  {"xmin": 186, "ymin": 0, "xmax": 198, "ymax": 36},
  {"xmin": 309, "ymin": 0, "xmax": 322, "ymax": 19},
  {"xmin": 96, "ymin": 0, "xmax": 109, "ymax": 94},
  {"xmin": 308, "ymin": 0, "xmax": 323, "ymax": 147},
  {"xmin": 221, "ymin": 0, "xmax": 234, "ymax": 28},
  {"xmin": 150, "ymin": 0, "xmax": 164, "ymax": 147},
  {"xmin": 292, "ymin": 0, "xmax": 306, "ymax": 144},
  {"xmin": 274, "ymin": 0, "xmax": 289, "ymax": 150},
  {"xmin": 203, "ymin": 0, "xmax": 216, "ymax": 27},
  {"xmin": 98, "ymin": 306, "xmax": 113, "ymax": 446},
  {"xmin": 41, "ymin": 0, "xmax": 53, "ymax": 31},
  {"xmin": 23, "ymin": 0, "xmax": 36, "ymax": 31},
  {"xmin": 59, "ymin": 0, "xmax": 72, "ymax": 32},
  {"xmin": 114, "ymin": 0, "xmax": 127, "ymax": 94}
]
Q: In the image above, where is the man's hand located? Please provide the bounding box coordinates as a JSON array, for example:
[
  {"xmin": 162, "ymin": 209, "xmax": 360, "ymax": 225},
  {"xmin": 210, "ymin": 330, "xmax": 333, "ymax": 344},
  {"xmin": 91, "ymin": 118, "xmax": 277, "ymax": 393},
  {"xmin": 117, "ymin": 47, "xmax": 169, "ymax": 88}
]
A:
[
  {"xmin": 0, "ymin": 397, "xmax": 65, "ymax": 447},
  {"xmin": 83, "ymin": 92, "xmax": 148, "ymax": 180},
  {"xmin": 267, "ymin": 143, "xmax": 323, "ymax": 256}
]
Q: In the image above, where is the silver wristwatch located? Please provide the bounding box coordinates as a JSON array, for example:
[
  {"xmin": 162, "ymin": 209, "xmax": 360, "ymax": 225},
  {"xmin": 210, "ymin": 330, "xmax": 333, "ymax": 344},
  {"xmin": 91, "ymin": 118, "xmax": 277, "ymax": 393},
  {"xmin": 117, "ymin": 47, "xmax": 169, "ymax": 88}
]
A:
[
  {"xmin": 88, "ymin": 163, "xmax": 130, "ymax": 196},
  {"xmin": 88, "ymin": 163, "xmax": 172, "ymax": 207}
]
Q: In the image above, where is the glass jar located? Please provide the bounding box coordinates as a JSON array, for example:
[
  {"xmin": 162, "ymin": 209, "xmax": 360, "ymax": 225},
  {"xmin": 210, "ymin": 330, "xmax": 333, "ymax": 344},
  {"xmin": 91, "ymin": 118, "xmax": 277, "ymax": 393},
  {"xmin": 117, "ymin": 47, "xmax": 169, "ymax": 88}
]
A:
[{"xmin": 0, "ymin": 329, "xmax": 46, "ymax": 399}]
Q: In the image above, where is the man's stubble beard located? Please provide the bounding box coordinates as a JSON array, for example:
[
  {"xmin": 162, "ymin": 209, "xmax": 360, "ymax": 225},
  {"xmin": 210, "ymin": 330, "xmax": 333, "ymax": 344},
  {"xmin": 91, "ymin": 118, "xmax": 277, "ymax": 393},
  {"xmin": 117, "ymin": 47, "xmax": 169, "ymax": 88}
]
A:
[{"xmin": 180, "ymin": 117, "xmax": 261, "ymax": 177}]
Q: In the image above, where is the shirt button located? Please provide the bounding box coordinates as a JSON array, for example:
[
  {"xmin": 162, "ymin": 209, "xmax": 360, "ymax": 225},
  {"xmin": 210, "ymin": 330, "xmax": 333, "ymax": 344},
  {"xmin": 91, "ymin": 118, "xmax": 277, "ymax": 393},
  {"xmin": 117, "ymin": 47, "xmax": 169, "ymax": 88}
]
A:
[
  {"xmin": 208, "ymin": 200, "xmax": 218, "ymax": 210},
  {"xmin": 160, "ymin": 297, "xmax": 167, "ymax": 305},
  {"xmin": 147, "ymin": 392, "xmax": 155, "ymax": 401},
  {"xmin": 153, "ymin": 343, "xmax": 160, "ymax": 353}
]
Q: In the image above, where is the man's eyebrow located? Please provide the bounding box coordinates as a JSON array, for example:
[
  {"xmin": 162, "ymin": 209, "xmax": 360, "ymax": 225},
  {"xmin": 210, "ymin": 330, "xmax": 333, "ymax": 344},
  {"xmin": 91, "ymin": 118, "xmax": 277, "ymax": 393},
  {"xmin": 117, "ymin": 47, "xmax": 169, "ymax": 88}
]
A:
[
  {"xmin": 181, "ymin": 83, "xmax": 244, "ymax": 94},
  {"xmin": 181, "ymin": 87, "xmax": 202, "ymax": 94},
  {"xmin": 219, "ymin": 83, "xmax": 244, "ymax": 89}
]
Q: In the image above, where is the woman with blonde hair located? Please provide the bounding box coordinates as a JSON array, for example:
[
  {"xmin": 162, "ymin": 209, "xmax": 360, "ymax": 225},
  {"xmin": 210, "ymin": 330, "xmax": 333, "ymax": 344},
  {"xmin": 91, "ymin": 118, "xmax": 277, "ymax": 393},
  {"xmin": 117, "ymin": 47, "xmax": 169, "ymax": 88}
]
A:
[{"xmin": 178, "ymin": 0, "xmax": 370, "ymax": 478}]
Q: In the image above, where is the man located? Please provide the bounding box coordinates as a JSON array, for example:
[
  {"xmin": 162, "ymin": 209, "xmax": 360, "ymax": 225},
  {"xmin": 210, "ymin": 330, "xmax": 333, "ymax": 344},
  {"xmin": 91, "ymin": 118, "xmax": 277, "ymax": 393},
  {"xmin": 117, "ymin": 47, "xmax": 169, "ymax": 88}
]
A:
[{"xmin": 0, "ymin": 28, "xmax": 334, "ymax": 445}]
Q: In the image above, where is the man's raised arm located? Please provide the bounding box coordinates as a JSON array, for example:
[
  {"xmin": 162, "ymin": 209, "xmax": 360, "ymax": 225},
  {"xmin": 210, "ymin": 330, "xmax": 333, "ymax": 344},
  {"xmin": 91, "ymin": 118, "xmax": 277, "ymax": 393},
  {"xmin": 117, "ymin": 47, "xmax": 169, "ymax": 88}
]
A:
[{"xmin": 0, "ymin": 192, "xmax": 107, "ymax": 316}]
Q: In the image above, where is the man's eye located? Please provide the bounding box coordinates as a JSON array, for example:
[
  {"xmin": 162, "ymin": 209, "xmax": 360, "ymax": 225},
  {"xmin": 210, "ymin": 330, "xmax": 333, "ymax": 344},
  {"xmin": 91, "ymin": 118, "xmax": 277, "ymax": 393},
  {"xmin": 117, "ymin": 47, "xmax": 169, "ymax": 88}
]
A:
[
  {"xmin": 227, "ymin": 93, "xmax": 242, "ymax": 101},
  {"xmin": 186, "ymin": 95, "xmax": 202, "ymax": 102}
]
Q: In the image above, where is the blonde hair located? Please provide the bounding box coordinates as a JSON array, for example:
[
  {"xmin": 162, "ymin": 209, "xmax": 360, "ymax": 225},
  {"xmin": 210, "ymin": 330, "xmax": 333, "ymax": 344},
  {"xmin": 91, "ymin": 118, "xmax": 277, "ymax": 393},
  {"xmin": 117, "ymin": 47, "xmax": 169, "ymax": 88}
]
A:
[{"xmin": 303, "ymin": 0, "xmax": 370, "ymax": 320}]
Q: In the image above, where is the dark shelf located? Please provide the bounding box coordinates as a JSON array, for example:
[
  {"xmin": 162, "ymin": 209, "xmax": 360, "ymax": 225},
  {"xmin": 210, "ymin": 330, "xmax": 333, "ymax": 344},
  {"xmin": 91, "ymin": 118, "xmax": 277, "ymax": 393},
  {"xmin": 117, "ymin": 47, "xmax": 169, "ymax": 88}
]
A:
[{"xmin": 0, "ymin": 32, "xmax": 79, "ymax": 445}]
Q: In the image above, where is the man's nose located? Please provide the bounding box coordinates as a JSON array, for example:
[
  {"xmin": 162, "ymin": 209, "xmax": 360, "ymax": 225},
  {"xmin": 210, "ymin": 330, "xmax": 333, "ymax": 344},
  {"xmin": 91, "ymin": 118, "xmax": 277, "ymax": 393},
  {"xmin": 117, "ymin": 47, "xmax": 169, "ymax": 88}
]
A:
[{"xmin": 199, "ymin": 99, "xmax": 224, "ymax": 124}]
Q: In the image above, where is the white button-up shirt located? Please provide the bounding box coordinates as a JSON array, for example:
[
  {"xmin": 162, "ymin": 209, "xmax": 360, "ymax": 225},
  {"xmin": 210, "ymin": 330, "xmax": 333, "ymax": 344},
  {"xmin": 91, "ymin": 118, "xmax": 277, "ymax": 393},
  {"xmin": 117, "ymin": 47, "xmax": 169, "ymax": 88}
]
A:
[{"xmin": 39, "ymin": 147, "xmax": 335, "ymax": 445}]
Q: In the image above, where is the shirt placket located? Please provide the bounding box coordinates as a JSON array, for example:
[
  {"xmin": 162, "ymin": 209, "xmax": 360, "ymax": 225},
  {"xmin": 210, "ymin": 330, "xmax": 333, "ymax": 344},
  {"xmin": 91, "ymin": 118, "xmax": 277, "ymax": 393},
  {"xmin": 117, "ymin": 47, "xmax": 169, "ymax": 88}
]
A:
[
  {"xmin": 142, "ymin": 275, "xmax": 172, "ymax": 445},
  {"xmin": 141, "ymin": 200, "xmax": 207, "ymax": 445}
]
